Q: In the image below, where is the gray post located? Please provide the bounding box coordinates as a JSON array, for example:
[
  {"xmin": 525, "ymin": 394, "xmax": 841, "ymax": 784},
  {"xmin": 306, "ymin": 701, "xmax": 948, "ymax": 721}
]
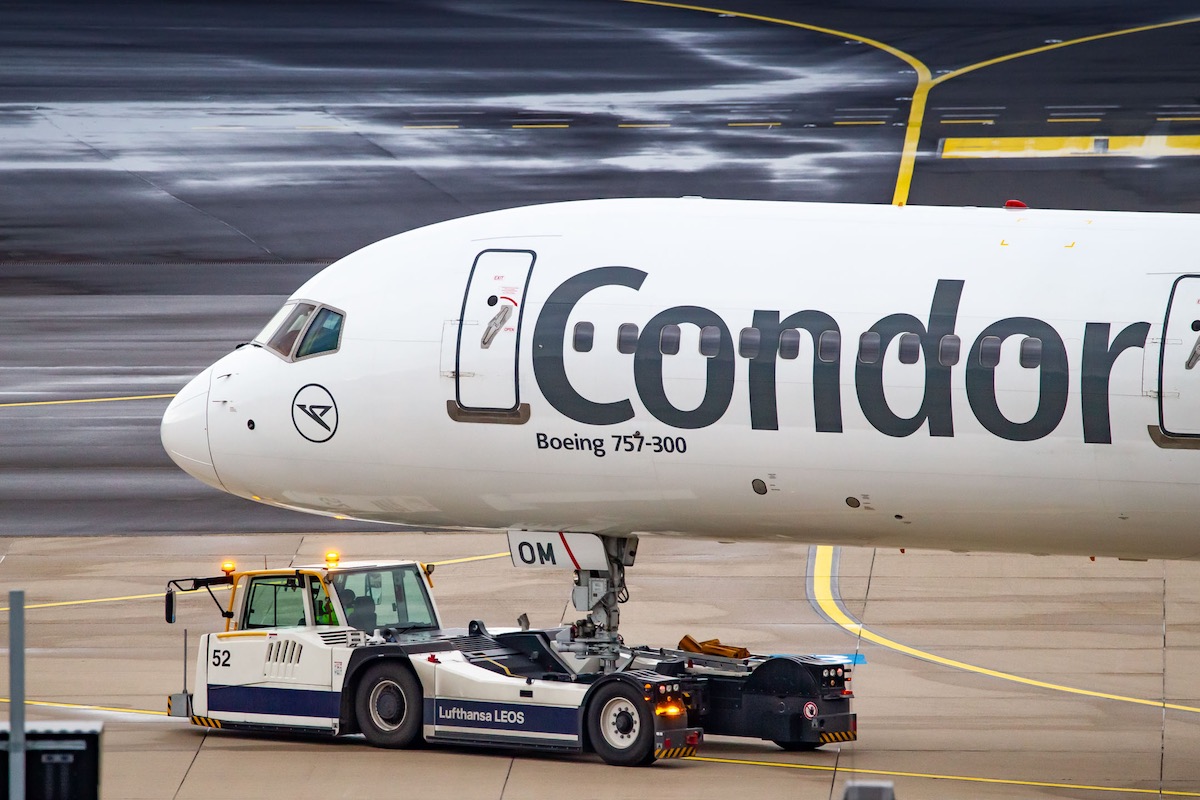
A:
[{"xmin": 9, "ymin": 589, "xmax": 26, "ymax": 800}]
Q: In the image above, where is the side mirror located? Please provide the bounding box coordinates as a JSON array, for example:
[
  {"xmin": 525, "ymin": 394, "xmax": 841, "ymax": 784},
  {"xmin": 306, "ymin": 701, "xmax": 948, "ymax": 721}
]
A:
[{"xmin": 165, "ymin": 589, "xmax": 176, "ymax": 624}]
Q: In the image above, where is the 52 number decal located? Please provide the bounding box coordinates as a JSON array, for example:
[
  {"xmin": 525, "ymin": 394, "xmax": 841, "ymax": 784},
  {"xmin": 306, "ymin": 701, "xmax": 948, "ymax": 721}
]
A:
[{"xmin": 211, "ymin": 649, "xmax": 231, "ymax": 667}]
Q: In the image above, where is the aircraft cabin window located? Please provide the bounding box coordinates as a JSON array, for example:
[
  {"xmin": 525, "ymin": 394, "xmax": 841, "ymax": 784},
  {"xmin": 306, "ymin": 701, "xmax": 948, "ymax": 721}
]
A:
[
  {"xmin": 265, "ymin": 302, "xmax": 316, "ymax": 357},
  {"xmin": 779, "ymin": 329, "xmax": 801, "ymax": 360},
  {"xmin": 295, "ymin": 307, "xmax": 344, "ymax": 359},
  {"xmin": 817, "ymin": 330, "xmax": 840, "ymax": 363},
  {"xmin": 699, "ymin": 326, "xmax": 721, "ymax": 357},
  {"xmin": 572, "ymin": 321, "xmax": 594, "ymax": 353},
  {"xmin": 617, "ymin": 323, "xmax": 639, "ymax": 354},
  {"xmin": 660, "ymin": 324, "xmax": 681, "ymax": 355},
  {"xmin": 739, "ymin": 328, "xmax": 761, "ymax": 359},
  {"xmin": 939, "ymin": 335, "xmax": 961, "ymax": 367},
  {"xmin": 979, "ymin": 335, "xmax": 1003, "ymax": 368},
  {"xmin": 1020, "ymin": 337, "xmax": 1042, "ymax": 368},
  {"xmin": 858, "ymin": 332, "xmax": 881, "ymax": 364},
  {"xmin": 898, "ymin": 333, "xmax": 921, "ymax": 364}
]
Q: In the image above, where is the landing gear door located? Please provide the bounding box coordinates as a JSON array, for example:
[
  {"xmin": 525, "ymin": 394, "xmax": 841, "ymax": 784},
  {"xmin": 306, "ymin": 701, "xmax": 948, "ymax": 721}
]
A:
[
  {"xmin": 455, "ymin": 250, "xmax": 535, "ymax": 413},
  {"xmin": 1159, "ymin": 275, "xmax": 1200, "ymax": 436}
]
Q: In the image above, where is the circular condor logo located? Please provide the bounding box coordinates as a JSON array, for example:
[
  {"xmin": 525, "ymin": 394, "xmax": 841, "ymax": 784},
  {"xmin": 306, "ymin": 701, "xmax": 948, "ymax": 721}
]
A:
[{"xmin": 292, "ymin": 384, "xmax": 338, "ymax": 443}]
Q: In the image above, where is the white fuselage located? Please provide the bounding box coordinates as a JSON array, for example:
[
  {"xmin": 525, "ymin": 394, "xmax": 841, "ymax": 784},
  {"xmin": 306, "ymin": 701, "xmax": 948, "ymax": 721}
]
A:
[{"xmin": 161, "ymin": 199, "xmax": 1200, "ymax": 560}]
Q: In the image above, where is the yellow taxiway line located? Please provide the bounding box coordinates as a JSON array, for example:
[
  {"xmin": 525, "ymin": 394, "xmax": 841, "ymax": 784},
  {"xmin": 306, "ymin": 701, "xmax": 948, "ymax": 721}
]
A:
[
  {"xmin": 0, "ymin": 552, "xmax": 513, "ymax": 716},
  {"xmin": 619, "ymin": 1, "xmax": 1200, "ymax": 206},
  {"xmin": 0, "ymin": 393, "xmax": 176, "ymax": 409},
  {"xmin": 619, "ymin": 0, "xmax": 929, "ymax": 207},
  {"xmin": 811, "ymin": 545, "xmax": 1200, "ymax": 714},
  {"xmin": 7, "ymin": 543, "xmax": 1196, "ymax": 793},
  {"xmin": 0, "ymin": 553, "xmax": 510, "ymax": 613},
  {"xmin": 0, "ymin": 697, "xmax": 167, "ymax": 717},
  {"xmin": 943, "ymin": 134, "xmax": 1200, "ymax": 159},
  {"xmin": 0, "ymin": 590, "xmax": 201, "ymax": 613},
  {"xmin": 429, "ymin": 551, "xmax": 511, "ymax": 566}
]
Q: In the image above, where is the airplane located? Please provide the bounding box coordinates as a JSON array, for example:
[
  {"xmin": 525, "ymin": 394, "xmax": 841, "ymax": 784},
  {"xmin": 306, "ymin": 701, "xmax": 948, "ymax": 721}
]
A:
[{"xmin": 161, "ymin": 197, "xmax": 1200, "ymax": 564}]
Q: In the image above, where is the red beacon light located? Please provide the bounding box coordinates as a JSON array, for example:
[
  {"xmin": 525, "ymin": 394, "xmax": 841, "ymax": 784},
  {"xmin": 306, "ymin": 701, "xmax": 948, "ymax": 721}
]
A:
[{"xmin": 1004, "ymin": 199, "xmax": 1029, "ymax": 209}]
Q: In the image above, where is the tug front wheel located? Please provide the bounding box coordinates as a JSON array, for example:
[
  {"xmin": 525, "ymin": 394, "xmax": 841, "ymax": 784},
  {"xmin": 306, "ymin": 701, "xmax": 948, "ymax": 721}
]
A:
[
  {"xmin": 355, "ymin": 662, "xmax": 423, "ymax": 748},
  {"xmin": 775, "ymin": 740, "xmax": 820, "ymax": 752},
  {"xmin": 587, "ymin": 682, "xmax": 656, "ymax": 767}
]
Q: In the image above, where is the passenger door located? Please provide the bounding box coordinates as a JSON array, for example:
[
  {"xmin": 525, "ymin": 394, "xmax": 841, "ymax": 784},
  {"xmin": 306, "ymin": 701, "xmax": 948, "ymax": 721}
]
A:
[
  {"xmin": 1159, "ymin": 275, "xmax": 1200, "ymax": 436},
  {"xmin": 452, "ymin": 250, "xmax": 536, "ymax": 414}
]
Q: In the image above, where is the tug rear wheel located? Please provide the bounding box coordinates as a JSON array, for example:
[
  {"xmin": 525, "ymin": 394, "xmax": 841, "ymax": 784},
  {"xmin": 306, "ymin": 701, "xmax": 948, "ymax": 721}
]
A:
[{"xmin": 587, "ymin": 682, "xmax": 656, "ymax": 767}]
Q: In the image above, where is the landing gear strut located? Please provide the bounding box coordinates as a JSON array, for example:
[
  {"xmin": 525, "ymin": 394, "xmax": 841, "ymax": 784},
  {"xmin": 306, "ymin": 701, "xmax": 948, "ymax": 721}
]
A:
[{"xmin": 554, "ymin": 535, "xmax": 637, "ymax": 673}]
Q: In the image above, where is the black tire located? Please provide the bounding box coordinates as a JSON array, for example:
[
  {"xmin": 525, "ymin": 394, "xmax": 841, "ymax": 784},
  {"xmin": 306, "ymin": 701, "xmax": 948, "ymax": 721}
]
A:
[
  {"xmin": 587, "ymin": 682, "xmax": 657, "ymax": 767},
  {"xmin": 774, "ymin": 740, "xmax": 821, "ymax": 752},
  {"xmin": 354, "ymin": 662, "xmax": 423, "ymax": 748}
]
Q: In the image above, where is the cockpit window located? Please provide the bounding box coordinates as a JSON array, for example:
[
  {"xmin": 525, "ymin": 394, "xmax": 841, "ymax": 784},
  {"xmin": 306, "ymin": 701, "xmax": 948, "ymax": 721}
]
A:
[
  {"xmin": 254, "ymin": 302, "xmax": 298, "ymax": 345},
  {"xmin": 295, "ymin": 307, "xmax": 344, "ymax": 359},
  {"xmin": 265, "ymin": 303, "xmax": 317, "ymax": 357}
]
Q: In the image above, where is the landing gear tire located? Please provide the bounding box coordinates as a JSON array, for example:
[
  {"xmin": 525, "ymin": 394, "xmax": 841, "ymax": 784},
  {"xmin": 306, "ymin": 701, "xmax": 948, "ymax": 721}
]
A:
[
  {"xmin": 774, "ymin": 740, "xmax": 820, "ymax": 752},
  {"xmin": 355, "ymin": 662, "xmax": 423, "ymax": 748},
  {"xmin": 588, "ymin": 682, "xmax": 656, "ymax": 767}
]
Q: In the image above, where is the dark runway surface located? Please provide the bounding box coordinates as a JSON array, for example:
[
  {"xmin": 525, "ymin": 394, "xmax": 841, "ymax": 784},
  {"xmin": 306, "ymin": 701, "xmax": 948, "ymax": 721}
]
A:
[{"xmin": 2, "ymin": 0, "xmax": 1199, "ymax": 534}]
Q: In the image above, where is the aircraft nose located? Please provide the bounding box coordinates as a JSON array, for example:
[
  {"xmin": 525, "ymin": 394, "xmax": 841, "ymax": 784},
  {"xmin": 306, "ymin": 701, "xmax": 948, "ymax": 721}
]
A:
[{"xmin": 161, "ymin": 366, "xmax": 224, "ymax": 491}]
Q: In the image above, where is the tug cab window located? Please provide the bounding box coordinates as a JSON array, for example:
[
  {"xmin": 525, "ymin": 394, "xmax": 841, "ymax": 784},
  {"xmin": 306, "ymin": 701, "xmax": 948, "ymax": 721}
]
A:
[
  {"xmin": 310, "ymin": 576, "xmax": 339, "ymax": 626},
  {"xmin": 329, "ymin": 565, "xmax": 437, "ymax": 633},
  {"xmin": 243, "ymin": 575, "xmax": 308, "ymax": 629},
  {"xmin": 256, "ymin": 301, "xmax": 345, "ymax": 361}
]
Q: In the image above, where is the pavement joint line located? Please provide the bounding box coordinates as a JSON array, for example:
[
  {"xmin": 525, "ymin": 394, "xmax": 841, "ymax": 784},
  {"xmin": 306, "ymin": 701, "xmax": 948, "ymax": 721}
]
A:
[
  {"xmin": 11, "ymin": 543, "xmax": 1197, "ymax": 790},
  {"xmin": 810, "ymin": 545, "xmax": 1200, "ymax": 715},
  {"xmin": 683, "ymin": 756, "xmax": 1200, "ymax": 796},
  {"xmin": 0, "ymin": 393, "xmax": 177, "ymax": 408}
]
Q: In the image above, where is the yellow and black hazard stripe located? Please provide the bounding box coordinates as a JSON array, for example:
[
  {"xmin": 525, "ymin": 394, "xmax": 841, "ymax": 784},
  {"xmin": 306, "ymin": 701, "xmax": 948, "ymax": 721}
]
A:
[
  {"xmin": 819, "ymin": 730, "xmax": 856, "ymax": 743},
  {"xmin": 191, "ymin": 716, "xmax": 223, "ymax": 729},
  {"xmin": 654, "ymin": 745, "xmax": 697, "ymax": 759}
]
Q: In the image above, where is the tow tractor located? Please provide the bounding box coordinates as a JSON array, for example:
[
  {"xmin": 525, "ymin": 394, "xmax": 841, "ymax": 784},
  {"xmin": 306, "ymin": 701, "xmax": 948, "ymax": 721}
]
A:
[{"xmin": 164, "ymin": 532, "xmax": 856, "ymax": 766}]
